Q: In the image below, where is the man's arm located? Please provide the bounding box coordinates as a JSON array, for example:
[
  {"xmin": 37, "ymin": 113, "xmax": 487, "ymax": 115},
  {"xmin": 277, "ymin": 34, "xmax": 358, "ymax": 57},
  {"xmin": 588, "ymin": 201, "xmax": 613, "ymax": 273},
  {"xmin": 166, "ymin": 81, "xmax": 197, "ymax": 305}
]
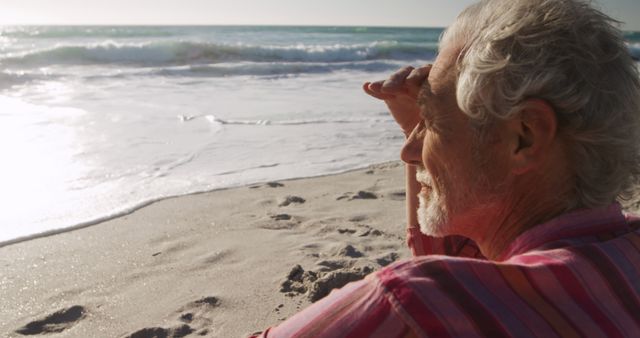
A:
[
  {"xmin": 362, "ymin": 65, "xmax": 427, "ymax": 236},
  {"xmin": 405, "ymin": 164, "xmax": 421, "ymax": 230},
  {"xmin": 363, "ymin": 66, "xmax": 483, "ymax": 258}
]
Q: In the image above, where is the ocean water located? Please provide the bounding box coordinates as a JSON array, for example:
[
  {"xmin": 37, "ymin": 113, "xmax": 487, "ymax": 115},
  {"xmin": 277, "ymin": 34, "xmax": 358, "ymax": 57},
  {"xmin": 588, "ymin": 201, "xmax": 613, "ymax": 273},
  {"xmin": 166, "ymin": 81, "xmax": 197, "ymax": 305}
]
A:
[
  {"xmin": 1, "ymin": 26, "xmax": 638, "ymax": 245},
  {"xmin": 0, "ymin": 26, "xmax": 443, "ymax": 244}
]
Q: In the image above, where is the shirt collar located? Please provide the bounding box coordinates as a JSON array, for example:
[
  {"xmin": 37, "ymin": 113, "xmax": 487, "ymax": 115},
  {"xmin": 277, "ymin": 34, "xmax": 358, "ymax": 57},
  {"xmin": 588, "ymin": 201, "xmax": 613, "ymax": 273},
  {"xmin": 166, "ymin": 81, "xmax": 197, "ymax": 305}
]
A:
[{"xmin": 497, "ymin": 203, "xmax": 628, "ymax": 261}]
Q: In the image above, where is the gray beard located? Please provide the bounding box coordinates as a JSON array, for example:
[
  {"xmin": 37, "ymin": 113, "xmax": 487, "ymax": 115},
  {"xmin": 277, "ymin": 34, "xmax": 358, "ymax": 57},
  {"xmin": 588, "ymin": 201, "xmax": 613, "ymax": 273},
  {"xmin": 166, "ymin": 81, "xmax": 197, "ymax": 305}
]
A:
[
  {"xmin": 417, "ymin": 189, "xmax": 451, "ymax": 237},
  {"xmin": 417, "ymin": 168, "xmax": 498, "ymax": 239},
  {"xmin": 416, "ymin": 167, "xmax": 453, "ymax": 237}
]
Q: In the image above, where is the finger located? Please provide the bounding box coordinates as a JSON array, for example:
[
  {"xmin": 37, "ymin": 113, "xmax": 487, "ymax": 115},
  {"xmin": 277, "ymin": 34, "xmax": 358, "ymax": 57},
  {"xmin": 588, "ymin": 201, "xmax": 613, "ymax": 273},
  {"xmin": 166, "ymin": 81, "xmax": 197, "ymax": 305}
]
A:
[
  {"xmin": 406, "ymin": 65, "xmax": 431, "ymax": 87},
  {"xmin": 405, "ymin": 64, "xmax": 432, "ymax": 96},
  {"xmin": 363, "ymin": 82, "xmax": 395, "ymax": 100},
  {"xmin": 381, "ymin": 66, "xmax": 414, "ymax": 94}
]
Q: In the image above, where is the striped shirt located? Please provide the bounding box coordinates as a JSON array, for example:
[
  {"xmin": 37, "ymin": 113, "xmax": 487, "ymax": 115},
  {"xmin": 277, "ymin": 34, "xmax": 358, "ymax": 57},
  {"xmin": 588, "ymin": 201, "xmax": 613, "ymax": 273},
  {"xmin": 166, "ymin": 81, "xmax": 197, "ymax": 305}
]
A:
[{"xmin": 253, "ymin": 203, "xmax": 640, "ymax": 337}]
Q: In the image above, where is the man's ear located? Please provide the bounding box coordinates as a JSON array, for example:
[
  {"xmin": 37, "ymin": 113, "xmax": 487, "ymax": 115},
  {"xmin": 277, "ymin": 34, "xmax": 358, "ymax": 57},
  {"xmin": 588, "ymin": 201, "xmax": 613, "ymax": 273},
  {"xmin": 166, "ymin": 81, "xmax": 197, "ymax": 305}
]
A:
[{"xmin": 505, "ymin": 99, "xmax": 558, "ymax": 175}]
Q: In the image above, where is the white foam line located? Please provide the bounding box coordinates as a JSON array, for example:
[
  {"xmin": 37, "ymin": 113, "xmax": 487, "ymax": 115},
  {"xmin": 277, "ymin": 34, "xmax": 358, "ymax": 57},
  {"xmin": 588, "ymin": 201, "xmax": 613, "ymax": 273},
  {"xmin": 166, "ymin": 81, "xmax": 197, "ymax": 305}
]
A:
[
  {"xmin": 0, "ymin": 198, "xmax": 163, "ymax": 249},
  {"xmin": 0, "ymin": 160, "xmax": 401, "ymax": 249}
]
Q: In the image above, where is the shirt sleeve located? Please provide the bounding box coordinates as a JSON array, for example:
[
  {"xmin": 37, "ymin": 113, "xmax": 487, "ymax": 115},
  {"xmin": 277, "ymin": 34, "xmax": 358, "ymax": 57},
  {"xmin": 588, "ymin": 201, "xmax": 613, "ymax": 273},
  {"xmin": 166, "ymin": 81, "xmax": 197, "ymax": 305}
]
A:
[
  {"xmin": 406, "ymin": 227, "xmax": 485, "ymax": 259},
  {"xmin": 250, "ymin": 276, "xmax": 413, "ymax": 338}
]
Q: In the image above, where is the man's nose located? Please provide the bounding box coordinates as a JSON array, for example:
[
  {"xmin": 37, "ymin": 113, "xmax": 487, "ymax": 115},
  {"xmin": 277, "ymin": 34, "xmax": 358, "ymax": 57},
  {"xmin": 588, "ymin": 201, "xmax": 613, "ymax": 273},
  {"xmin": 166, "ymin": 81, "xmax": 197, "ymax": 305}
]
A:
[{"xmin": 400, "ymin": 122, "xmax": 423, "ymax": 166}]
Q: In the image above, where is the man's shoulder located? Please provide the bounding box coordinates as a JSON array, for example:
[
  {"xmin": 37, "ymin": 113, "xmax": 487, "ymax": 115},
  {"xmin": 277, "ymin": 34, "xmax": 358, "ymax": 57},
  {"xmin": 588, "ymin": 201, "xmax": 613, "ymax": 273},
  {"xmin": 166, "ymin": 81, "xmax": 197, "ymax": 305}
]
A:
[
  {"xmin": 371, "ymin": 247, "xmax": 577, "ymax": 296},
  {"xmin": 371, "ymin": 254, "xmax": 495, "ymax": 288},
  {"xmin": 381, "ymin": 252, "xmax": 495, "ymax": 270},
  {"xmin": 373, "ymin": 225, "xmax": 638, "ymax": 298}
]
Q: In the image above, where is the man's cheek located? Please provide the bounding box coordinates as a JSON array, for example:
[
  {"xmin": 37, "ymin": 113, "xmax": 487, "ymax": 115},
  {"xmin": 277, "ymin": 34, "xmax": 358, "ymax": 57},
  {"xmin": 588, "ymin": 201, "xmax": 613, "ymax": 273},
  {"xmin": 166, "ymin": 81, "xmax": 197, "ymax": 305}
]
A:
[{"xmin": 425, "ymin": 166, "xmax": 445, "ymax": 197}]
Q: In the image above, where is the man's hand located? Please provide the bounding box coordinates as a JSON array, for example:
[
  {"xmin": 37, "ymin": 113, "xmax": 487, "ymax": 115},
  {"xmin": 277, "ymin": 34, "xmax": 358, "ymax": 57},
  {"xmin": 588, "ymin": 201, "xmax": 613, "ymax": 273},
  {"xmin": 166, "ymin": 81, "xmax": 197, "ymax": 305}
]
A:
[
  {"xmin": 362, "ymin": 65, "xmax": 431, "ymax": 136},
  {"xmin": 363, "ymin": 65, "xmax": 431, "ymax": 235}
]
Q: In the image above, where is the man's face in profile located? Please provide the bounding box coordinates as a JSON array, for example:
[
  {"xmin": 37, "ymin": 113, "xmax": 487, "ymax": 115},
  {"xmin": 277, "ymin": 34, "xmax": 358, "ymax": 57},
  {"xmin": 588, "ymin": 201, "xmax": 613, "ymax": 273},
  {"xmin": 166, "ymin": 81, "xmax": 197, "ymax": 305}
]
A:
[{"xmin": 412, "ymin": 43, "xmax": 506, "ymax": 237}]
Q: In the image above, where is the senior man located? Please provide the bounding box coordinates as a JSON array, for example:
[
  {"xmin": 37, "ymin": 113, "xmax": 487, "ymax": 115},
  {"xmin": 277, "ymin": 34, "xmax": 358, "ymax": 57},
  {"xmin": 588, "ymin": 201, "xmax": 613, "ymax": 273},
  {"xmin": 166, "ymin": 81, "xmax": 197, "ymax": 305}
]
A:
[{"xmin": 252, "ymin": 0, "xmax": 640, "ymax": 336}]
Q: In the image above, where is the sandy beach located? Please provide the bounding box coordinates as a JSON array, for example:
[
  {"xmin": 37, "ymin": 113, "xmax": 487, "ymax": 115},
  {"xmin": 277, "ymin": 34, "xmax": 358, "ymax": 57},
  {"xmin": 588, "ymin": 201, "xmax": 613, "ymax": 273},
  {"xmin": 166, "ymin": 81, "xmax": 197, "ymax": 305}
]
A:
[
  {"xmin": 4, "ymin": 159, "xmax": 640, "ymax": 338},
  {"xmin": 0, "ymin": 162, "xmax": 411, "ymax": 337}
]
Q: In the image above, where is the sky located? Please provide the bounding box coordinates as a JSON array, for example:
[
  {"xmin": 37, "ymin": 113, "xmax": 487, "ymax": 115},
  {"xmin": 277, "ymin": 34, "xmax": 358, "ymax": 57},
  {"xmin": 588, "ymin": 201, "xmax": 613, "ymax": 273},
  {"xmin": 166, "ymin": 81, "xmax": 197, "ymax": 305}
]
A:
[{"xmin": 0, "ymin": 0, "xmax": 638, "ymax": 31}]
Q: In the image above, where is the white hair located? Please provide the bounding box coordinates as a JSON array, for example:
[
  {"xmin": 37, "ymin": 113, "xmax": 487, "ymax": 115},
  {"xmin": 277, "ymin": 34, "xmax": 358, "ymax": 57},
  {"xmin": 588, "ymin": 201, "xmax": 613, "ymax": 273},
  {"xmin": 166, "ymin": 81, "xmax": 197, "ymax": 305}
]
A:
[{"xmin": 444, "ymin": 0, "xmax": 640, "ymax": 208}]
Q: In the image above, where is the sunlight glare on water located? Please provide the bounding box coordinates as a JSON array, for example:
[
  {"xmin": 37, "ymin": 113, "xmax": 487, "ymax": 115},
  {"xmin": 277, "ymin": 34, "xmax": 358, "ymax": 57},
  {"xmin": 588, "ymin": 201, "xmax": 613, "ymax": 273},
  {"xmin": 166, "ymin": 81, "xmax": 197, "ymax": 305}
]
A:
[{"xmin": 0, "ymin": 96, "xmax": 89, "ymax": 240}]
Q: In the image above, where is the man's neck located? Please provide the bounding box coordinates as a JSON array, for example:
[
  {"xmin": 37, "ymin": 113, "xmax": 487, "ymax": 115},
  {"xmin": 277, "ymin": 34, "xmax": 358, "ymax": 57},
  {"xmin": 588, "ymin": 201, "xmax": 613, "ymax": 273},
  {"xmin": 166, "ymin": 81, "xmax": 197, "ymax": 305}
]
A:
[{"xmin": 457, "ymin": 169, "xmax": 574, "ymax": 260}]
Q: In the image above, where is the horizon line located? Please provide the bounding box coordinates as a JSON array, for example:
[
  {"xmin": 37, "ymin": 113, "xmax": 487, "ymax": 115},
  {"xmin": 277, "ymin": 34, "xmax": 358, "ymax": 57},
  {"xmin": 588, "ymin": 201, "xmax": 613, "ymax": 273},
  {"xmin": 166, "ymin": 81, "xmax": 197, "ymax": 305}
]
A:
[
  {"xmin": 1, "ymin": 23, "xmax": 637, "ymax": 32},
  {"xmin": 0, "ymin": 23, "xmax": 447, "ymax": 29}
]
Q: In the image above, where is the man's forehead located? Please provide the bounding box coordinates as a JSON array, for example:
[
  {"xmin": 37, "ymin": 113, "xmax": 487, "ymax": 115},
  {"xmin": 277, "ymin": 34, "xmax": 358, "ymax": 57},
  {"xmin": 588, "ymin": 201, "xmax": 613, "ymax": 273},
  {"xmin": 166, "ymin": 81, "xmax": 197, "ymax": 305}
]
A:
[{"xmin": 429, "ymin": 43, "xmax": 461, "ymax": 94}]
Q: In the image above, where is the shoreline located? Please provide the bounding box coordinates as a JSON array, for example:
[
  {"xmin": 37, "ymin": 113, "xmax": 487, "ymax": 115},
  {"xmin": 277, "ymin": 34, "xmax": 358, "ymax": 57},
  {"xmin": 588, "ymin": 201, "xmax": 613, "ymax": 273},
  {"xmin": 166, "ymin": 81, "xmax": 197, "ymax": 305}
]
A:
[
  {"xmin": 0, "ymin": 161, "xmax": 401, "ymax": 249},
  {"xmin": 1, "ymin": 161, "xmax": 409, "ymax": 337}
]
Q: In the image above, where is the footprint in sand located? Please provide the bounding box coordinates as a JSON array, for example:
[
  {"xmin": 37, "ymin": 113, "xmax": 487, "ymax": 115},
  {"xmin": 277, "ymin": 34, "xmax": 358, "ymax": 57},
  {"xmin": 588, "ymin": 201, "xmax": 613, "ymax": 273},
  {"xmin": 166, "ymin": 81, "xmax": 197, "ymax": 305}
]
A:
[
  {"xmin": 351, "ymin": 191, "xmax": 378, "ymax": 200},
  {"xmin": 337, "ymin": 191, "xmax": 378, "ymax": 201},
  {"xmin": 125, "ymin": 324, "xmax": 193, "ymax": 338},
  {"xmin": 271, "ymin": 214, "xmax": 292, "ymax": 221},
  {"xmin": 337, "ymin": 228, "xmax": 356, "ymax": 234},
  {"xmin": 387, "ymin": 190, "xmax": 406, "ymax": 201},
  {"xmin": 358, "ymin": 226, "xmax": 383, "ymax": 237},
  {"xmin": 176, "ymin": 297, "xmax": 219, "ymax": 323},
  {"xmin": 125, "ymin": 297, "xmax": 219, "ymax": 338},
  {"xmin": 278, "ymin": 195, "xmax": 306, "ymax": 207},
  {"xmin": 15, "ymin": 305, "xmax": 87, "ymax": 335},
  {"xmin": 249, "ymin": 182, "xmax": 284, "ymax": 189},
  {"xmin": 348, "ymin": 215, "xmax": 368, "ymax": 222},
  {"xmin": 259, "ymin": 213, "xmax": 300, "ymax": 230},
  {"xmin": 188, "ymin": 296, "xmax": 219, "ymax": 308}
]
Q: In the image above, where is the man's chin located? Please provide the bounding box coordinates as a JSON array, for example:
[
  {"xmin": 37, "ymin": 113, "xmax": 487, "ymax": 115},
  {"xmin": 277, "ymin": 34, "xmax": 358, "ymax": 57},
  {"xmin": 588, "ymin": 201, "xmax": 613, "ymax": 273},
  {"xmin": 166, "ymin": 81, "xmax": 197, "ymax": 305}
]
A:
[
  {"xmin": 417, "ymin": 195, "xmax": 451, "ymax": 237},
  {"xmin": 418, "ymin": 217, "xmax": 450, "ymax": 237}
]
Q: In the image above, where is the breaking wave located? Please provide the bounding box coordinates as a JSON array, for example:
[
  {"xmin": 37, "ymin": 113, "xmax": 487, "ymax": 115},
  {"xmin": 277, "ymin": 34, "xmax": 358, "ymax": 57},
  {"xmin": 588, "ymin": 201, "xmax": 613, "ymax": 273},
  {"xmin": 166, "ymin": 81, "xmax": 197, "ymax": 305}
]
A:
[{"xmin": 0, "ymin": 40, "xmax": 438, "ymax": 67}]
